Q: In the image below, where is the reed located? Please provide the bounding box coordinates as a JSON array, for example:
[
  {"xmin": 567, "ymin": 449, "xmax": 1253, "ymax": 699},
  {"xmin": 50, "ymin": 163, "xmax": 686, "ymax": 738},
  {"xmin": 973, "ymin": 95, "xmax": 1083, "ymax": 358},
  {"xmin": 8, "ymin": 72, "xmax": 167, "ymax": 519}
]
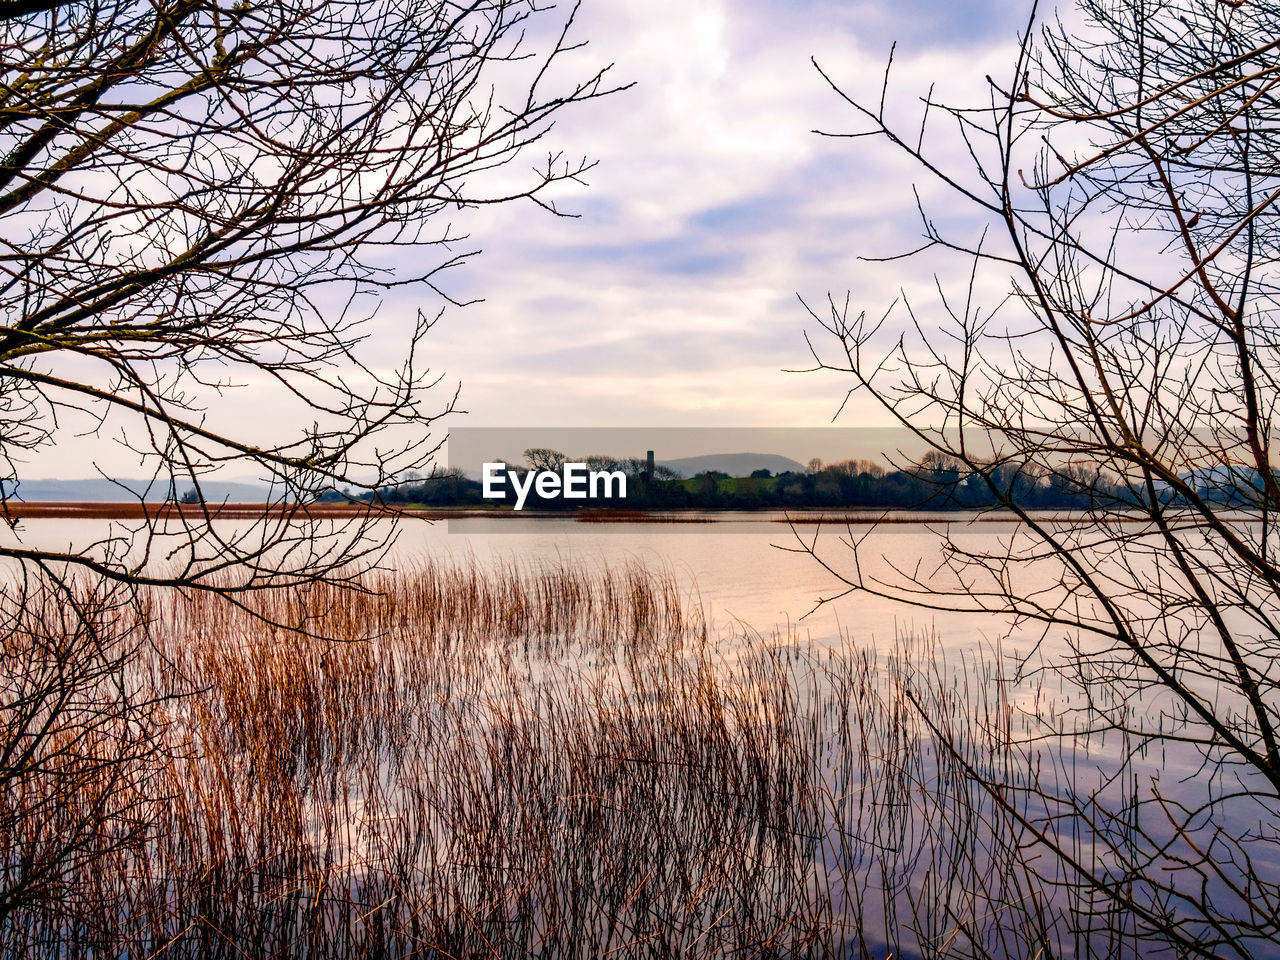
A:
[{"xmin": 0, "ymin": 560, "xmax": 1142, "ymax": 958}]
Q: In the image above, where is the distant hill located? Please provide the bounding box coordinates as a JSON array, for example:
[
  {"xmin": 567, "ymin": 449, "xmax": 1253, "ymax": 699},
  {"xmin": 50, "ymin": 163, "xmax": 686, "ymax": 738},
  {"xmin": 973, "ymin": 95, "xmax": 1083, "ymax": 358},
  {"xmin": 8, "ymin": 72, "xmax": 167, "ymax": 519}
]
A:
[
  {"xmin": 657, "ymin": 453, "xmax": 807, "ymax": 478},
  {"xmin": 2, "ymin": 478, "xmax": 272, "ymax": 503}
]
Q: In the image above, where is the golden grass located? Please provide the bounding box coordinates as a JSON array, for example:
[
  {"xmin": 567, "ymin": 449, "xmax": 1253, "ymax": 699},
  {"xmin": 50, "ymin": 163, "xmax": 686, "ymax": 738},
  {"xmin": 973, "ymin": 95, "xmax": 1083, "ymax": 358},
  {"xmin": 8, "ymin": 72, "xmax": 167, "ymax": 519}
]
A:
[{"xmin": 0, "ymin": 560, "xmax": 1097, "ymax": 958}]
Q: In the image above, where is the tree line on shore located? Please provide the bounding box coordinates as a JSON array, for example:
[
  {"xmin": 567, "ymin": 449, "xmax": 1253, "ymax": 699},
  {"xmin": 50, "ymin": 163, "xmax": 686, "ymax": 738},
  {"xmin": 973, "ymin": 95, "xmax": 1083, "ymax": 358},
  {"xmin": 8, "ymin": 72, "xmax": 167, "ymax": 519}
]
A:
[{"xmin": 328, "ymin": 450, "xmax": 1275, "ymax": 511}]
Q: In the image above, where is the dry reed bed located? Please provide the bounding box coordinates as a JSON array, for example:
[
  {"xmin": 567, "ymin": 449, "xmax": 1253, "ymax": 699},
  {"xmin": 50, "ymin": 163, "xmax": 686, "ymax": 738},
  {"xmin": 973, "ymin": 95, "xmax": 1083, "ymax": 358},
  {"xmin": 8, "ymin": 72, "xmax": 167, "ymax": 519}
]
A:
[{"xmin": 0, "ymin": 560, "xmax": 1124, "ymax": 958}]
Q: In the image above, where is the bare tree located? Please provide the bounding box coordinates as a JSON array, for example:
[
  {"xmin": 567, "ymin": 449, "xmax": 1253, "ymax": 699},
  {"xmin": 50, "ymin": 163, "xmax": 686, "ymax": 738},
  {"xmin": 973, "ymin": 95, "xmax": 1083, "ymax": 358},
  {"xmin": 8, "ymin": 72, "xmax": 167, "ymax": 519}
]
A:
[
  {"xmin": 0, "ymin": 572, "xmax": 166, "ymax": 925},
  {"xmin": 0, "ymin": 0, "xmax": 623, "ymax": 610},
  {"xmin": 803, "ymin": 1, "xmax": 1280, "ymax": 955},
  {"xmin": 0, "ymin": 0, "xmax": 623, "ymax": 928},
  {"xmin": 524, "ymin": 447, "xmax": 568, "ymax": 472}
]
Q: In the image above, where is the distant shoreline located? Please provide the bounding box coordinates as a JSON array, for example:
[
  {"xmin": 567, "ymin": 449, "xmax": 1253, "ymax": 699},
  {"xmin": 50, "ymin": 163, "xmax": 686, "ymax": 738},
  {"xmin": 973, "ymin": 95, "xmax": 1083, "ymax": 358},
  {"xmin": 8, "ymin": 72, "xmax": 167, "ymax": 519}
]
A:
[{"xmin": 0, "ymin": 503, "xmax": 1240, "ymax": 524}]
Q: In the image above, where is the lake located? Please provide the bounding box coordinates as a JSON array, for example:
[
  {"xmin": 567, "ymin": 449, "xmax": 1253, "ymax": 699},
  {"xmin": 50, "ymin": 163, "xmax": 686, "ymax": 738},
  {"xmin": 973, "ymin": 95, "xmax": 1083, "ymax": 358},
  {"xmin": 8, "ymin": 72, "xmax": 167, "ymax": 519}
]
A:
[
  {"xmin": 4, "ymin": 509, "xmax": 1278, "ymax": 957},
  {"xmin": 1, "ymin": 508, "xmax": 1042, "ymax": 650}
]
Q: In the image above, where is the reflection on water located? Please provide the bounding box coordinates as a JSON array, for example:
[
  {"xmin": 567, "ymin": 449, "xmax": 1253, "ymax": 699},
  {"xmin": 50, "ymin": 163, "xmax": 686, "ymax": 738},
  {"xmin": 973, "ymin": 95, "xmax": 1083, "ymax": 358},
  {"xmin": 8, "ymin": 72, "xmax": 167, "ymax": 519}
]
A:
[
  {"xmin": 415, "ymin": 512, "xmax": 1033, "ymax": 655},
  {"xmin": 0, "ymin": 510, "xmax": 1034, "ymax": 651},
  {"xmin": 3, "ymin": 512, "xmax": 1278, "ymax": 956}
]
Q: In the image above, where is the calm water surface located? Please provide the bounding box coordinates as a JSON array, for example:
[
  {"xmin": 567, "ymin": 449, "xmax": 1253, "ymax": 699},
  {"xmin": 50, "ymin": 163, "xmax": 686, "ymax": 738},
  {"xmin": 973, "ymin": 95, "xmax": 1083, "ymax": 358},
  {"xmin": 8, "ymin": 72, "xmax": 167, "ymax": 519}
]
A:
[
  {"xmin": 8, "ymin": 510, "xmax": 1278, "ymax": 954},
  {"xmin": 0, "ymin": 510, "xmax": 1076, "ymax": 662},
  {"xmin": 409, "ymin": 511, "xmax": 1034, "ymax": 654}
]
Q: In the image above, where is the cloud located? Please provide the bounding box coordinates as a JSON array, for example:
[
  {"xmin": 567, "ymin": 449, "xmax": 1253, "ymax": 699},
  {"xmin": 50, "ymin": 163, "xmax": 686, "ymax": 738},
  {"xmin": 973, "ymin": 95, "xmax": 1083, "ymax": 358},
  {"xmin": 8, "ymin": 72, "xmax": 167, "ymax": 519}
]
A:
[
  {"xmin": 386, "ymin": 2, "xmax": 1027, "ymax": 442},
  {"xmin": 28, "ymin": 0, "xmax": 1027, "ymax": 477}
]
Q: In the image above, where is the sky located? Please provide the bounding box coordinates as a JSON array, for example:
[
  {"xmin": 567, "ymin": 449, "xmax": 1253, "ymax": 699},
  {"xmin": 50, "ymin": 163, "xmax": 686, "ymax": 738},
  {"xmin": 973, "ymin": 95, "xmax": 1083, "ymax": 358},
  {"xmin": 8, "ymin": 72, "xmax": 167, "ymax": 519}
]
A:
[
  {"xmin": 29, "ymin": 0, "xmax": 1040, "ymax": 480},
  {"xmin": 409, "ymin": 0, "xmax": 1026, "ymax": 435}
]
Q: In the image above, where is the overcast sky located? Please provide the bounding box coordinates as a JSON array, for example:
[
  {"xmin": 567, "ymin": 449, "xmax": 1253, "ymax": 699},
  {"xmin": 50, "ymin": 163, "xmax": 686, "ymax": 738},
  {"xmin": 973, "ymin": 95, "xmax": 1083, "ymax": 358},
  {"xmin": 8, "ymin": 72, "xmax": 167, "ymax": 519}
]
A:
[
  {"xmin": 31, "ymin": 0, "xmax": 1042, "ymax": 480},
  {"xmin": 414, "ymin": 0, "xmax": 1028, "ymax": 432}
]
